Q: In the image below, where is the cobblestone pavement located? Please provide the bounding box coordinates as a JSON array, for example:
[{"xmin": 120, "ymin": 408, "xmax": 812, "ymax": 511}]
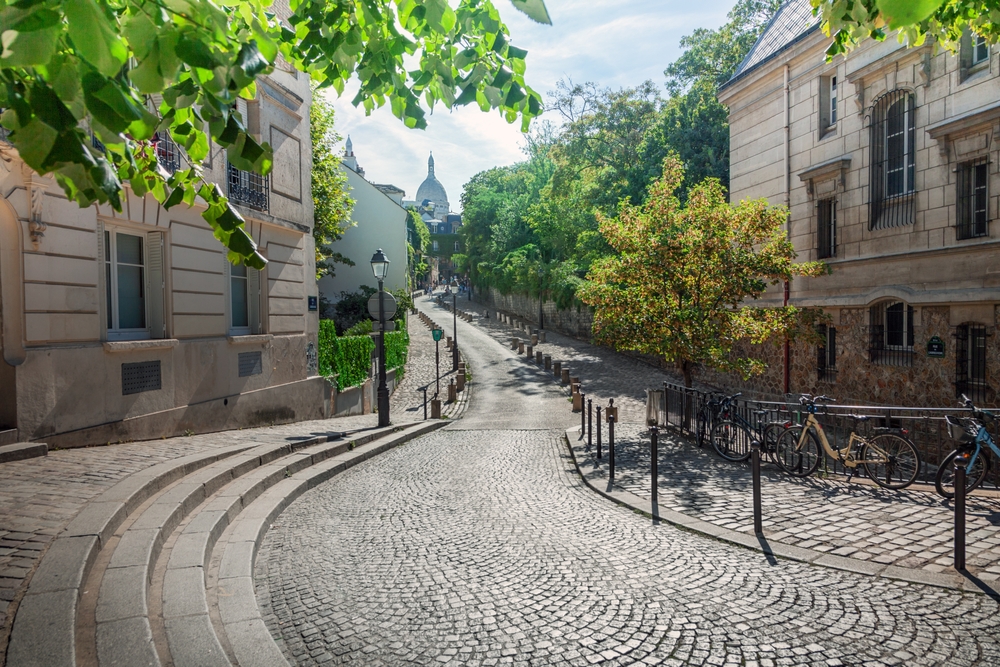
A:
[
  {"xmin": 581, "ymin": 423, "xmax": 1000, "ymax": 580},
  {"xmin": 391, "ymin": 307, "xmax": 470, "ymax": 421},
  {"xmin": 255, "ymin": 292, "xmax": 1000, "ymax": 667}
]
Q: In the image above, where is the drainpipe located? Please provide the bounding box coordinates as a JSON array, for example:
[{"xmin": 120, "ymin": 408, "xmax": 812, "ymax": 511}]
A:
[{"xmin": 783, "ymin": 64, "xmax": 791, "ymax": 396}]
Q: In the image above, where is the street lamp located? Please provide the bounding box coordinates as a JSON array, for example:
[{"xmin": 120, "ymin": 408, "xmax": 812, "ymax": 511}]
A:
[
  {"xmin": 370, "ymin": 248, "xmax": 391, "ymax": 427},
  {"xmin": 432, "ymin": 327, "xmax": 443, "ymax": 396},
  {"xmin": 450, "ymin": 278, "xmax": 459, "ymax": 371}
]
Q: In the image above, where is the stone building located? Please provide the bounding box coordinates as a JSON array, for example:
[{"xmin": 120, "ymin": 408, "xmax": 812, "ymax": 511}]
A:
[
  {"xmin": 717, "ymin": 0, "xmax": 1000, "ymax": 407},
  {"xmin": 0, "ymin": 63, "xmax": 325, "ymax": 446}
]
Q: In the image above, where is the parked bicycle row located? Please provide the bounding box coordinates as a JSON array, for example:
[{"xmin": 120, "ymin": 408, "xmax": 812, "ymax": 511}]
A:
[{"xmin": 647, "ymin": 384, "xmax": 1000, "ymax": 498}]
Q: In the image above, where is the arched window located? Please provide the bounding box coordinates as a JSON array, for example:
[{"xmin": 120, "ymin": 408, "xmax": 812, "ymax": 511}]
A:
[
  {"xmin": 869, "ymin": 300, "xmax": 914, "ymax": 366},
  {"xmin": 869, "ymin": 91, "xmax": 915, "ymax": 230}
]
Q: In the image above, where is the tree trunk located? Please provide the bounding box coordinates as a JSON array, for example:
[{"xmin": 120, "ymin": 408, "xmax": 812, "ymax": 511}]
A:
[{"xmin": 680, "ymin": 360, "xmax": 693, "ymax": 431}]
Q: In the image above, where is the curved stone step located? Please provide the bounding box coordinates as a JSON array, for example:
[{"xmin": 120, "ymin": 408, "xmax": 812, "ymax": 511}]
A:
[
  {"xmin": 176, "ymin": 421, "xmax": 446, "ymax": 667},
  {"xmin": 7, "ymin": 445, "xmax": 255, "ymax": 667}
]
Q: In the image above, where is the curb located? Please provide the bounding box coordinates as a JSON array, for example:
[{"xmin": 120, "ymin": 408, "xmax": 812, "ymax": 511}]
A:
[{"xmin": 563, "ymin": 426, "xmax": 1000, "ymax": 597}]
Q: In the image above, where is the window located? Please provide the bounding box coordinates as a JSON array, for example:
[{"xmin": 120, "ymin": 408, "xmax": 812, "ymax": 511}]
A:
[
  {"xmin": 817, "ymin": 198, "xmax": 836, "ymax": 259},
  {"xmin": 956, "ymin": 324, "xmax": 987, "ymax": 402},
  {"xmin": 869, "ymin": 91, "xmax": 916, "ymax": 230},
  {"xmin": 973, "ymin": 35, "xmax": 990, "ymax": 66},
  {"xmin": 454, "ymin": 241, "xmax": 460, "ymax": 252},
  {"xmin": 957, "ymin": 158, "xmax": 989, "ymax": 239},
  {"xmin": 104, "ymin": 230, "xmax": 147, "ymax": 340},
  {"xmin": 869, "ymin": 301, "xmax": 915, "ymax": 366},
  {"xmin": 817, "ymin": 324, "xmax": 837, "ymax": 382},
  {"xmin": 231, "ymin": 263, "xmax": 249, "ymax": 332},
  {"xmin": 154, "ymin": 132, "xmax": 180, "ymax": 173},
  {"xmin": 432, "ymin": 240, "xmax": 439, "ymax": 252},
  {"xmin": 228, "ymin": 162, "xmax": 269, "ymax": 211},
  {"xmin": 819, "ymin": 74, "xmax": 838, "ymax": 136}
]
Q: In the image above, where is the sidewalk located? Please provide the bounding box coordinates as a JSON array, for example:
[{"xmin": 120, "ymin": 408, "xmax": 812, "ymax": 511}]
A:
[
  {"xmin": 469, "ymin": 305, "xmax": 1000, "ymax": 589},
  {"xmin": 0, "ymin": 308, "xmax": 456, "ymax": 654}
]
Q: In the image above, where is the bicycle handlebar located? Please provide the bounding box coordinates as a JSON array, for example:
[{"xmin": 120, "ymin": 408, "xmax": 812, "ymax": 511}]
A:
[
  {"xmin": 961, "ymin": 394, "xmax": 996, "ymax": 422},
  {"xmin": 798, "ymin": 394, "xmax": 836, "ymax": 405}
]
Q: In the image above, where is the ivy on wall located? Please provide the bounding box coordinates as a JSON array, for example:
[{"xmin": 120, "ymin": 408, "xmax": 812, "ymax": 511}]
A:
[{"xmin": 318, "ymin": 321, "xmax": 410, "ymax": 390}]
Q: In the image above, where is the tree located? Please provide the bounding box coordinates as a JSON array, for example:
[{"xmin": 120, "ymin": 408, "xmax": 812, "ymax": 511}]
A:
[
  {"xmin": 0, "ymin": 0, "xmax": 548, "ymax": 269},
  {"xmin": 577, "ymin": 156, "xmax": 826, "ymax": 388},
  {"xmin": 311, "ymin": 94, "xmax": 354, "ymax": 280},
  {"xmin": 812, "ymin": 0, "xmax": 995, "ymax": 58}
]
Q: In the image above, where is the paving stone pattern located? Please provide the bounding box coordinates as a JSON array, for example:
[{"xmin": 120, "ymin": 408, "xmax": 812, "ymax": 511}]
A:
[
  {"xmin": 590, "ymin": 423, "xmax": 1000, "ymax": 579},
  {"xmin": 256, "ymin": 293, "xmax": 1000, "ymax": 667}
]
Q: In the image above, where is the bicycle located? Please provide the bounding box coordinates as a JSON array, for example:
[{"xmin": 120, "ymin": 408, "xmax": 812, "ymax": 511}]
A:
[
  {"xmin": 707, "ymin": 393, "xmax": 791, "ymax": 463},
  {"xmin": 695, "ymin": 392, "xmax": 727, "ymax": 448},
  {"xmin": 774, "ymin": 394, "xmax": 921, "ymax": 489},
  {"xmin": 936, "ymin": 395, "xmax": 1000, "ymax": 499}
]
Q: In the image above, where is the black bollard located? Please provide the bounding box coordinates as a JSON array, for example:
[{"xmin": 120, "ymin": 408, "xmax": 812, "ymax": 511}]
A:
[
  {"xmin": 650, "ymin": 426, "xmax": 658, "ymax": 507},
  {"xmin": 588, "ymin": 399, "xmax": 593, "ymax": 450},
  {"xmin": 752, "ymin": 439, "xmax": 762, "ymax": 535},
  {"xmin": 596, "ymin": 406, "xmax": 603, "ymax": 460},
  {"xmin": 581, "ymin": 391, "xmax": 586, "ymax": 432},
  {"xmin": 422, "ymin": 386, "xmax": 428, "ymax": 421},
  {"xmin": 955, "ymin": 453, "xmax": 968, "ymax": 571},
  {"xmin": 608, "ymin": 414, "xmax": 616, "ymax": 481}
]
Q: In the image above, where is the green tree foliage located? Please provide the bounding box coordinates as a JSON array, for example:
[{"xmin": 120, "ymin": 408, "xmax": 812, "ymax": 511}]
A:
[
  {"xmin": 578, "ymin": 156, "xmax": 826, "ymax": 388},
  {"xmin": 311, "ymin": 94, "xmax": 355, "ymax": 280},
  {"xmin": 407, "ymin": 209, "xmax": 431, "ymax": 283},
  {"xmin": 384, "ymin": 330, "xmax": 409, "ymax": 371},
  {"xmin": 812, "ymin": 0, "xmax": 992, "ymax": 58},
  {"xmin": 0, "ymin": 0, "xmax": 547, "ymax": 268}
]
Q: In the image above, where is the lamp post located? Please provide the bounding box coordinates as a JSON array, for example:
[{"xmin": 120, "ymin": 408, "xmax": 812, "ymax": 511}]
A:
[
  {"xmin": 451, "ymin": 278, "xmax": 459, "ymax": 371},
  {"xmin": 370, "ymin": 248, "xmax": 391, "ymax": 428},
  {"xmin": 432, "ymin": 327, "xmax": 443, "ymax": 396}
]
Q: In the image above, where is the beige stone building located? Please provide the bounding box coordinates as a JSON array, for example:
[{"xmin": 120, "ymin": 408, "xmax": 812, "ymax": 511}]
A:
[
  {"xmin": 0, "ymin": 65, "xmax": 326, "ymax": 446},
  {"xmin": 717, "ymin": 0, "xmax": 1000, "ymax": 408}
]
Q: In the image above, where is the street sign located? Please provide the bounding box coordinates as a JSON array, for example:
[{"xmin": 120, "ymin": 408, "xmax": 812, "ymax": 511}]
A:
[
  {"xmin": 432, "ymin": 328, "xmax": 443, "ymax": 342},
  {"xmin": 368, "ymin": 291, "xmax": 397, "ymax": 321},
  {"xmin": 927, "ymin": 335, "xmax": 945, "ymax": 358}
]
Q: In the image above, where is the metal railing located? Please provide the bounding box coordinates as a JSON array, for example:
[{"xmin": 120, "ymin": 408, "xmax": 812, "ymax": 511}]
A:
[
  {"xmin": 155, "ymin": 135, "xmax": 181, "ymax": 173},
  {"xmin": 647, "ymin": 380, "xmax": 1000, "ymax": 491},
  {"xmin": 227, "ymin": 162, "xmax": 269, "ymax": 212}
]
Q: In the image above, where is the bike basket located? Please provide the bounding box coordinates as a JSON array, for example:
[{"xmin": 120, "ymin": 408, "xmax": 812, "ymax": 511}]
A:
[{"xmin": 945, "ymin": 415, "xmax": 977, "ymax": 444}]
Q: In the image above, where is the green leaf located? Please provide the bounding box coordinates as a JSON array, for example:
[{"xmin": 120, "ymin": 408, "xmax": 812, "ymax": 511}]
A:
[
  {"xmin": 28, "ymin": 81, "xmax": 76, "ymax": 132},
  {"xmin": 232, "ymin": 41, "xmax": 269, "ymax": 87},
  {"xmin": 491, "ymin": 67, "xmax": 512, "ymax": 89},
  {"xmin": 454, "ymin": 84, "xmax": 477, "ymax": 106},
  {"xmin": 10, "ymin": 119, "xmax": 57, "ymax": 169},
  {"xmin": 163, "ymin": 184, "xmax": 185, "ymax": 209},
  {"xmin": 122, "ymin": 11, "xmax": 158, "ymax": 60},
  {"xmin": 176, "ymin": 34, "xmax": 221, "ymax": 70},
  {"xmin": 65, "ymin": 0, "xmax": 128, "ymax": 77},
  {"xmin": 507, "ymin": 45, "xmax": 528, "ymax": 60},
  {"xmin": 424, "ymin": 0, "xmax": 456, "ymax": 32},
  {"xmin": 1, "ymin": 26, "xmax": 59, "ymax": 67},
  {"xmin": 9, "ymin": 7, "xmax": 60, "ymax": 32},
  {"xmin": 509, "ymin": 0, "xmax": 551, "ymax": 25},
  {"xmin": 215, "ymin": 202, "xmax": 244, "ymax": 231},
  {"xmin": 226, "ymin": 226, "xmax": 257, "ymax": 258}
]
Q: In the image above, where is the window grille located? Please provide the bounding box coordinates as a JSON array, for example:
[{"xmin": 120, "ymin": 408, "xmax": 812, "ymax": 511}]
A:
[
  {"xmin": 817, "ymin": 325, "xmax": 837, "ymax": 381},
  {"xmin": 122, "ymin": 361, "xmax": 161, "ymax": 395},
  {"xmin": 957, "ymin": 157, "xmax": 989, "ymax": 240},
  {"xmin": 869, "ymin": 91, "xmax": 915, "ymax": 230},
  {"xmin": 956, "ymin": 324, "xmax": 988, "ymax": 401},
  {"xmin": 154, "ymin": 133, "xmax": 181, "ymax": 173},
  {"xmin": 869, "ymin": 301, "xmax": 914, "ymax": 366},
  {"xmin": 227, "ymin": 162, "xmax": 269, "ymax": 212},
  {"xmin": 238, "ymin": 351, "xmax": 263, "ymax": 377},
  {"xmin": 817, "ymin": 198, "xmax": 836, "ymax": 259},
  {"xmin": 830, "ymin": 76, "xmax": 837, "ymax": 125}
]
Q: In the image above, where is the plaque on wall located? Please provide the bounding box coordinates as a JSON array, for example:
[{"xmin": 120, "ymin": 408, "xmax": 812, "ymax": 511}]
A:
[{"xmin": 927, "ymin": 336, "xmax": 945, "ymax": 358}]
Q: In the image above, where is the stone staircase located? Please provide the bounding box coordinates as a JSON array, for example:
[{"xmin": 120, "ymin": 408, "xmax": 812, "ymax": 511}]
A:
[{"xmin": 7, "ymin": 420, "xmax": 444, "ymax": 667}]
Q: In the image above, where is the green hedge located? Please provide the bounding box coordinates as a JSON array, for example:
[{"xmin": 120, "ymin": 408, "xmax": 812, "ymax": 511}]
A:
[
  {"xmin": 384, "ymin": 330, "xmax": 409, "ymax": 372},
  {"xmin": 318, "ymin": 320, "xmax": 375, "ymax": 391}
]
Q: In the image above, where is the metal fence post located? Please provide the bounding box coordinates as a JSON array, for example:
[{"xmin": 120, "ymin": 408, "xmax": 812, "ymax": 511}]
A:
[
  {"xmin": 608, "ymin": 413, "xmax": 616, "ymax": 481},
  {"xmin": 650, "ymin": 426, "xmax": 658, "ymax": 507},
  {"xmin": 752, "ymin": 439, "xmax": 762, "ymax": 535},
  {"xmin": 421, "ymin": 386, "xmax": 428, "ymax": 421},
  {"xmin": 581, "ymin": 391, "xmax": 586, "ymax": 432},
  {"xmin": 587, "ymin": 399, "xmax": 593, "ymax": 449},
  {"xmin": 955, "ymin": 453, "xmax": 967, "ymax": 571},
  {"xmin": 596, "ymin": 406, "xmax": 602, "ymax": 459}
]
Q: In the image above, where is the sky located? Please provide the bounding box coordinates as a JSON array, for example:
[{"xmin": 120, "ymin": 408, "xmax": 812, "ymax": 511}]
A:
[{"xmin": 324, "ymin": 0, "xmax": 736, "ymax": 212}]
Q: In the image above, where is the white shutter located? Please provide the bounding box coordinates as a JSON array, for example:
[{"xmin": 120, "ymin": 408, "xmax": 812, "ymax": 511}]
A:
[
  {"xmin": 146, "ymin": 231, "xmax": 165, "ymax": 338},
  {"xmin": 248, "ymin": 267, "xmax": 260, "ymax": 334}
]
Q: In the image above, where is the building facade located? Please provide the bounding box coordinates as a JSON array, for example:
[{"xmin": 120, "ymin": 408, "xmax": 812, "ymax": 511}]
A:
[
  {"xmin": 0, "ymin": 65, "xmax": 324, "ymax": 446},
  {"xmin": 717, "ymin": 0, "xmax": 1000, "ymax": 407}
]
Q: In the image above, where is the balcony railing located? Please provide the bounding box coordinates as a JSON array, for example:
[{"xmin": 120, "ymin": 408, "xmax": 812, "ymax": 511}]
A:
[
  {"xmin": 227, "ymin": 162, "xmax": 269, "ymax": 212},
  {"xmin": 154, "ymin": 135, "xmax": 181, "ymax": 173}
]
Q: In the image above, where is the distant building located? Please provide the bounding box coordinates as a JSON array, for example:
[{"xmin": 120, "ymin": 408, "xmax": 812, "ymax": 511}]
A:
[{"xmin": 403, "ymin": 154, "xmax": 463, "ymax": 284}]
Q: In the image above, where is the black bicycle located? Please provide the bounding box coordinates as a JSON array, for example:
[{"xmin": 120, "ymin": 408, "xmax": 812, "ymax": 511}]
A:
[{"xmin": 707, "ymin": 393, "xmax": 790, "ymax": 463}]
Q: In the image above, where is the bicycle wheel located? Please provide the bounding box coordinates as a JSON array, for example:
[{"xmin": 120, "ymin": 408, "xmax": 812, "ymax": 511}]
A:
[
  {"xmin": 935, "ymin": 449, "xmax": 989, "ymax": 499},
  {"xmin": 710, "ymin": 421, "xmax": 753, "ymax": 462},
  {"xmin": 774, "ymin": 426, "xmax": 822, "ymax": 477},
  {"xmin": 759, "ymin": 422, "xmax": 786, "ymax": 462},
  {"xmin": 861, "ymin": 434, "xmax": 921, "ymax": 490},
  {"xmin": 696, "ymin": 408, "xmax": 709, "ymax": 448}
]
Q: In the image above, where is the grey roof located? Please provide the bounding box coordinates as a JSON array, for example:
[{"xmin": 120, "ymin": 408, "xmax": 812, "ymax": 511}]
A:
[
  {"xmin": 415, "ymin": 153, "xmax": 448, "ymax": 208},
  {"xmin": 726, "ymin": 0, "xmax": 820, "ymax": 86}
]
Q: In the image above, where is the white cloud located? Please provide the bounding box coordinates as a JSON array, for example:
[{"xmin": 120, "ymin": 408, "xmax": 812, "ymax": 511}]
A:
[{"xmin": 328, "ymin": 0, "xmax": 734, "ymax": 212}]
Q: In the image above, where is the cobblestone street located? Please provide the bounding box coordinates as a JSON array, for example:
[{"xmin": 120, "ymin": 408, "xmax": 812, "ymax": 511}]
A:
[{"xmin": 255, "ymin": 293, "xmax": 1000, "ymax": 667}]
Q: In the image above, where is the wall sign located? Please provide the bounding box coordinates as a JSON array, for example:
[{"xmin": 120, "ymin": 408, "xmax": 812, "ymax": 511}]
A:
[
  {"xmin": 308, "ymin": 296, "xmax": 318, "ymax": 312},
  {"xmin": 927, "ymin": 335, "xmax": 945, "ymax": 358}
]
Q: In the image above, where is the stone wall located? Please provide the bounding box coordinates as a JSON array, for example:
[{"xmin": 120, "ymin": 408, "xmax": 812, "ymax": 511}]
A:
[{"xmin": 475, "ymin": 288, "xmax": 594, "ymax": 339}]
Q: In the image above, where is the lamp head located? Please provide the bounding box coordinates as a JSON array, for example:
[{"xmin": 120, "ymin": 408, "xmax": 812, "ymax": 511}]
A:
[{"xmin": 370, "ymin": 248, "xmax": 390, "ymax": 280}]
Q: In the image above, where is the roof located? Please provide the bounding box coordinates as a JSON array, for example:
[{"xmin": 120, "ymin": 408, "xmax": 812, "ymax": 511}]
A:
[{"xmin": 724, "ymin": 0, "xmax": 821, "ymax": 88}]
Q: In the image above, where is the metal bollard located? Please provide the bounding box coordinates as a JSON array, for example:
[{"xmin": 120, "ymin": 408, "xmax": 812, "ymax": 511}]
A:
[
  {"xmin": 608, "ymin": 414, "xmax": 616, "ymax": 480},
  {"xmin": 421, "ymin": 386, "xmax": 428, "ymax": 421},
  {"xmin": 588, "ymin": 399, "xmax": 593, "ymax": 449},
  {"xmin": 650, "ymin": 426, "xmax": 658, "ymax": 507},
  {"xmin": 581, "ymin": 392, "xmax": 586, "ymax": 431},
  {"xmin": 596, "ymin": 406, "xmax": 602, "ymax": 459},
  {"xmin": 752, "ymin": 439, "xmax": 762, "ymax": 535},
  {"xmin": 955, "ymin": 453, "xmax": 968, "ymax": 571}
]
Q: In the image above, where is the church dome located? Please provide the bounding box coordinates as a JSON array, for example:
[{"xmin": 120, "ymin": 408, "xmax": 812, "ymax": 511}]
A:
[{"xmin": 415, "ymin": 153, "xmax": 448, "ymax": 209}]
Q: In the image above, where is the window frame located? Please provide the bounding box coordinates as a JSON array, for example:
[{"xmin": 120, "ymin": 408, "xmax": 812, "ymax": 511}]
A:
[
  {"xmin": 869, "ymin": 300, "xmax": 915, "ymax": 366},
  {"xmin": 957, "ymin": 157, "xmax": 989, "ymax": 240},
  {"xmin": 956, "ymin": 323, "xmax": 988, "ymax": 401},
  {"xmin": 104, "ymin": 226, "xmax": 150, "ymax": 342},
  {"xmin": 972, "ymin": 34, "xmax": 990, "ymax": 67},
  {"xmin": 818, "ymin": 73, "xmax": 838, "ymax": 138},
  {"xmin": 817, "ymin": 324, "xmax": 837, "ymax": 382},
  {"xmin": 817, "ymin": 198, "xmax": 836, "ymax": 259},
  {"xmin": 229, "ymin": 262, "xmax": 251, "ymax": 336},
  {"xmin": 869, "ymin": 91, "xmax": 916, "ymax": 230}
]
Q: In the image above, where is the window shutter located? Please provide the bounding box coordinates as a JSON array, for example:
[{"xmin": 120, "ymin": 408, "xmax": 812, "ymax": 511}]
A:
[
  {"xmin": 97, "ymin": 220, "xmax": 108, "ymax": 334},
  {"xmin": 146, "ymin": 231, "xmax": 166, "ymax": 338},
  {"xmin": 828, "ymin": 327, "xmax": 837, "ymax": 369},
  {"xmin": 248, "ymin": 267, "xmax": 261, "ymax": 334}
]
